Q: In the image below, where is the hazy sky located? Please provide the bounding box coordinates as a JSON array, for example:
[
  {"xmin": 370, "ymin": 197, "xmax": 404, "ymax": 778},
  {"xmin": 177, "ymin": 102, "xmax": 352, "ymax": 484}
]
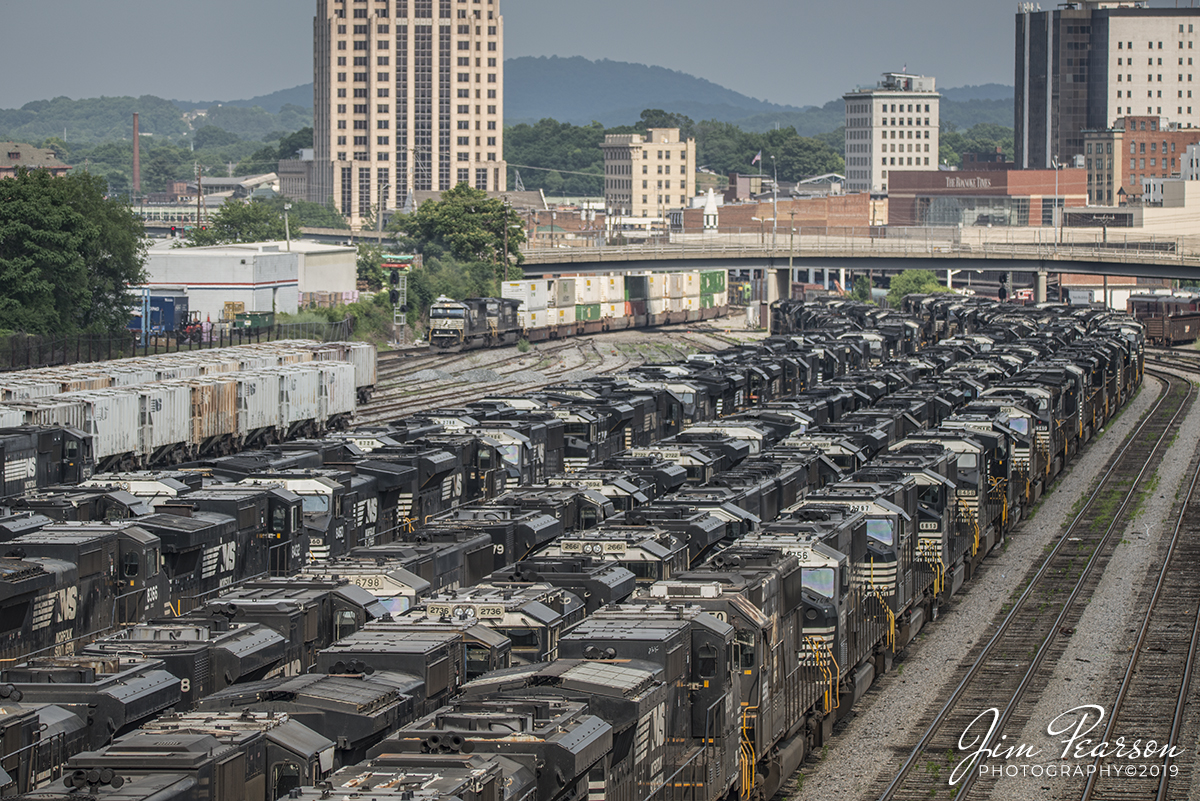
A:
[{"xmin": 0, "ymin": 0, "xmax": 1098, "ymax": 110}]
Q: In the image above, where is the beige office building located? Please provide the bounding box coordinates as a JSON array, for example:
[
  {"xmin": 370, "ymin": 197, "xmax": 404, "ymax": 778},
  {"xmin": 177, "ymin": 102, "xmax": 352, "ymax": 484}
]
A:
[
  {"xmin": 844, "ymin": 73, "xmax": 941, "ymax": 195},
  {"xmin": 313, "ymin": 0, "xmax": 507, "ymax": 228},
  {"xmin": 601, "ymin": 128, "xmax": 696, "ymax": 219}
]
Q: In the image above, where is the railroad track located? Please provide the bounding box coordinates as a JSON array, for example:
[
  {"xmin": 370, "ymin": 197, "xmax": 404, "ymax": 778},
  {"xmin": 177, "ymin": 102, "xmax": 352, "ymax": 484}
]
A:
[
  {"xmin": 874, "ymin": 369, "xmax": 1193, "ymax": 801},
  {"xmin": 356, "ymin": 339, "xmax": 634, "ymax": 425},
  {"xmin": 1067, "ymin": 360, "xmax": 1200, "ymax": 801}
]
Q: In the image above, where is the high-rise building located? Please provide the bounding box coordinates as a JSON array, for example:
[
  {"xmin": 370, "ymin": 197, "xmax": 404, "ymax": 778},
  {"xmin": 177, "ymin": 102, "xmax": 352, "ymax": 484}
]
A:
[
  {"xmin": 313, "ymin": 0, "xmax": 507, "ymax": 228},
  {"xmin": 601, "ymin": 128, "xmax": 695, "ymax": 219},
  {"xmin": 843, "ymin": 73, "xmax": 940, "ymax": 195},
  {"xmin": 1015, "ymin": 1, "xmax": 1200, "ymax": 171}
]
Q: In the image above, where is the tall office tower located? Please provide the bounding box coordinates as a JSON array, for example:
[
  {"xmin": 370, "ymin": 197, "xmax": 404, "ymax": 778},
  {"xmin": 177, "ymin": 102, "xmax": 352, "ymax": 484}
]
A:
[
  {"xmin": 314, "ymin": 0, "xmax": 507, "ymax": 228},
  {"xmin": 843, "ymin": 72, "xmax": 940, "ymax": 195},
  {"xmin": 1015, "ymin": 0, "xmax": 1200, "ymax": 171}
]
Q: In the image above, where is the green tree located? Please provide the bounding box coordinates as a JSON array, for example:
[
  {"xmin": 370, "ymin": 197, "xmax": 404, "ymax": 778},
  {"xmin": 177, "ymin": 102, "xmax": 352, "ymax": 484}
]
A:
[
  {"xmin": 260, "ymin": 195, "xmax": 348, "ymax": 230},
  {"xmin": 391, "ymin": 184, "xmax": 525, "ymax": 272},
  {"xmin": 193, "ymin": 126, "xmax": 241, "ymax": 149},
  {"xmin": 180, "ymin": 198, "xmax": 286, "ymax": 246},
  {"xmin": 636, "ymin": 109, "xmax": 696, "ymax": 140},
  {"xmin": 886, "ymin": 269, "xmax": 951, "ymax": 307},
  {"xmin": 357, "ymin": 243, "xmax": 385, "ymax": 290},
  {"xmin": 275, "ymin": 127, "xmax": 314, "ymax": 160},
  {"xmin": 0, "ymin": 169, "xmax": 145, "ymax": 334},
  {"xmin": 851, "ymin": 276, "xmax": 873, "ymax": 303}
]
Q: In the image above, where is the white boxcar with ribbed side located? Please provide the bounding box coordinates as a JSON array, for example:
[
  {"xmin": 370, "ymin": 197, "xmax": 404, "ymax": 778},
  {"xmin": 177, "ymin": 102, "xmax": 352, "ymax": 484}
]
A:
[
  {"xmin": 60, "ymin": 389, "xmax": 140, "ymax": 464},
  {"xmin": 0, "ymin": 407, "xmax": 24, "ymax": 428},
  {"xmin": 346, "ymin": 342, "xmax": 376, "ymax": 396},
  {"xmin": 280, "ymin": 366, "xmax": 322, "ymax": 434},
  {"xmin": 12, "ymin": 398, "xmax": 88, "ymax": 430},
  {"xmin": 236, "ymin": 371, "xmax": 281, "ymax": 442},
  {"xmin": 0, "ymin": 380, "xmax": 64, "ymax": 402},
  {"xmin": 138, "ymin": 382, "xmax": 191, "ymax": 460},
  {"xmin": 317, "ymin": 362, "xmax": 357, "ymax": 420}
]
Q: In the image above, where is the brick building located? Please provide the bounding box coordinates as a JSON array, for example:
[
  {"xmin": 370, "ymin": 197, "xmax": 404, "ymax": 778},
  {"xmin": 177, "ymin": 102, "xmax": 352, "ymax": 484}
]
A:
[
  {"xmin": 671, "ymin": 194, "xmax": 870, "ymax": 237},
  {"xmin": 0, "ymin": 142, "xmax": 71, "ymax": 179},
  {"xmin": 888, "ymin": 168, "xmax": 1086, "ymax": 227},
  {"xmin": 1083, "ymin": 115, "xmax": 1200, "ymax": 203}
]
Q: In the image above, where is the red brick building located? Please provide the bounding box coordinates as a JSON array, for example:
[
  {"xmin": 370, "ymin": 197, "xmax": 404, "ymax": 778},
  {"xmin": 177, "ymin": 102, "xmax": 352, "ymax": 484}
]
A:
[
  {"xmin": 673, "ymin": 194, "xmax": 871, "ymax": 237},
  {"xmin": 1083, "ymin": 116, "xmax": 1200, "ymax": 205},
  {"xmin": 887, "ymin": 169, "xmax": 1086, "ymax": 227}
]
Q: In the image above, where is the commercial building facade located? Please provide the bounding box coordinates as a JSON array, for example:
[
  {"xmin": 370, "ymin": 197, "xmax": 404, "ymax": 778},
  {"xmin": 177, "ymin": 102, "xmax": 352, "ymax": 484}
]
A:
[
  {"xmin": 843, "ymin": 73, "xmax": 940, "ymax": 194},
  {"xmin": 1083, "ymin": 115, "xmax": 1200, "ymax": 204},
  {"xmin": 140, "ymin": 245, "xmax": 300, "ymax": 322},
  {"xmin": 313, "ymin": 0, "xmax": 507, "ymax": 228},
  {"xmin": 1015, "ymin": 1, "xmax": 1200, "ymax": 170},
  {"xmin": 601, "ymin": 128, "xmax": 696, "ymax": 219},
  {"xmin": 888, "ymin": 168, "xmax": 1086, "ymax": 228}
]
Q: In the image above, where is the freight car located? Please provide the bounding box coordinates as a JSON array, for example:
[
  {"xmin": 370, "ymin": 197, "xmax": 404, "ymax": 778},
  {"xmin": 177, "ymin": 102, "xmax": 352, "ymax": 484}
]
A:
[
  {"xmin": 429, "ymin": 269, "xmax": 732, "ymax": 352},
  {"xmin": 0, "ymin": 297, "xmax": 1150, "ymax": 801}
]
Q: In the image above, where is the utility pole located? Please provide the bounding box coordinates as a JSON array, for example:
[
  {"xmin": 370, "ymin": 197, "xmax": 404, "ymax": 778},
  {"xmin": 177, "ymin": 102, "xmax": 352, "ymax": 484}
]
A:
[
  {"xmin": 284, "ymin": 203, "xmax": 292, "ymax": 251},
  {"xmin": 502, "ymin": 198, "xmax": 510, "ymax": 282}
]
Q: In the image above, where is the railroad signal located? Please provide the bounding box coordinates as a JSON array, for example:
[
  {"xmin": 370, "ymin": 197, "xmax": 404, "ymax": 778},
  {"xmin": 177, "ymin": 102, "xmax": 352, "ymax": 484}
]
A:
[
  {"xmin": 390, "ymin": 289, "xmax": 400, "ymax": 305},
  {"xmin": 389, "ymin": 269, "xmax": 401, "ymax": 286}
]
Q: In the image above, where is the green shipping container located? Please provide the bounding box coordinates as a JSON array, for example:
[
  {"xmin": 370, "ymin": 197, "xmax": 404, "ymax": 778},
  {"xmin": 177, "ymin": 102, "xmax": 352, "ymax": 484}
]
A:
[
  {"xmin": 577, "ymin": 303, "xmax": 603, "ymax": 321},
  {"xmin": 700, "ymin": 270, "xmax": 727, "ymax": 294},
  {"xmin": 624, "ymin": 275, "xmax": 649, "ymax": 301},
  {"xmin": 700, "ymin": 293, "xmax": 716, "ymax": 309}
]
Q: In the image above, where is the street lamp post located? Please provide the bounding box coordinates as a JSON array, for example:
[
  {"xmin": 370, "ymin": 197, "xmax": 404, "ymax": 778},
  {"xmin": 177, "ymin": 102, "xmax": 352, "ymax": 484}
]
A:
[
  {"xmin": 283, "ymin": 203, "xmax": 291, "ymax": 251},
  {"xmin": 771, "ymin": 155, "xmax": 778, "ymax": 250},
  {"xmin": 1052, "ymin": 156, "xmax": 1061, "ymax": 250},
  {"xmin": 376, "ymin": 183, "xmax": 391, "ymax": 243}
]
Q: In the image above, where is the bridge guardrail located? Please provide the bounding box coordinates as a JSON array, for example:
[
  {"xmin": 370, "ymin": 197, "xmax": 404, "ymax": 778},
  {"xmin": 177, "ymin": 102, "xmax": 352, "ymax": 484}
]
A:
[{"xmin": 521, "ymin": 228, "xmax": 1200, "ymax": 267}]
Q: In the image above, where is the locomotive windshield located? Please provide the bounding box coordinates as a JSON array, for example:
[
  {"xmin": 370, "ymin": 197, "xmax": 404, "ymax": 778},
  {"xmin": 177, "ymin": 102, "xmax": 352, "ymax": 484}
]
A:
[
  {"xmin": 801, "ymin": 567, "xmax": 836, "ymax": 599},
  {"xmin": 866, "ymin": 519, "xmax": 895, "ymax": 546},
  {"xmin": 430, "ymin": 306, "xmax": 466, "ymax": 318}
]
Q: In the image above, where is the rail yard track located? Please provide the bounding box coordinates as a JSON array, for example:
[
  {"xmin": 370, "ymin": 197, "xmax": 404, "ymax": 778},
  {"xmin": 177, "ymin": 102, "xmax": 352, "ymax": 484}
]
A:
[
  {"xmin": 1063, "ymin": 357, "xmax": 1200, "ymax": 801},
  {"xmin": 874, "ymin": 368, "xmax": 1193, "ymax": 801}
]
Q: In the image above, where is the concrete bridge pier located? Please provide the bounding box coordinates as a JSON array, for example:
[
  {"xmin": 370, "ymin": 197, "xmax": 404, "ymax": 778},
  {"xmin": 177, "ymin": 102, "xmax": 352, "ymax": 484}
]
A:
[{"xmin": 1036, "ymin": 269, "xmax": 1048, "ymax": 303}]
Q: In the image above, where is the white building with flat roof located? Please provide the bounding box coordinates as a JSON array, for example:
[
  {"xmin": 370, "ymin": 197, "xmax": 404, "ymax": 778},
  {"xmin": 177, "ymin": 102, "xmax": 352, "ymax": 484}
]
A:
[
  {"xmin": 141, "ymin": 244, "xmax": 300, "ymax": 322},
  {"xmin": 844, "ymin": 73, "xmax": 940, "ymax": 195}
]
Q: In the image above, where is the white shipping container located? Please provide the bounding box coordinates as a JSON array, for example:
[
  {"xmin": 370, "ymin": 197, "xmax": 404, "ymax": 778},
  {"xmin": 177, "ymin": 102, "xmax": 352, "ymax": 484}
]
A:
[
  {"xmin": 555, "ymin": 305, "xmax": 577, "ymax": 325},
  {"xmin": 574, "ymin": 277, "xmax": 603, "ymax": 305},
  {"xmin": 681, "ymin": 271, "xmax": 701, "ymax": 298},
  {"xmin": 280, "ymin": 367, "xmax": 321, "ymax": 428},
  {"xmin": 713, "ymin": 290, "xmax": 728, "ymax": 307},
  {"xmin": 668, "ymin": 272, "xmax": 685, "ymax": 299},
  {"xmin": 601, "ymin": 303, "xmax": 623, "ymax": 319},
  {"xmin": 647, "ymin": 274, "xmax": 671, "ymax": 300},
  {"xmin": 647, "ymin": 299, "xmax": 671, "ymax": 315},
  {"xmin": 61, "ymin": 390, "xmax": 140, "ymax": 461},
  {"xmin": 602, "ymin": 274, "xmax": 625, "ymax": 304},
  {"xmin": 236, "ymin": 371, "xmax": 281, "ymax": 439},
  {"xmin": 317, "ymin": 362, "xmax": 357, "ymax": 419},
  {"xmin": 518, "ymin": 310, "xmax": 547, "ymax": 330},
  {"xmin": 0, "ymin": 407, "xmax": 24, "ymax": 428},
  {"xmin": 503, "ymin": 280, "xmax": 548, "ymax": 312},
  {"xmin": 551, "ymin": 278, "xmax": 575, "ymax": 308},
  {"xmin": 138, "ymin": 383, "xmax": 191, "ymax": 457}
]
